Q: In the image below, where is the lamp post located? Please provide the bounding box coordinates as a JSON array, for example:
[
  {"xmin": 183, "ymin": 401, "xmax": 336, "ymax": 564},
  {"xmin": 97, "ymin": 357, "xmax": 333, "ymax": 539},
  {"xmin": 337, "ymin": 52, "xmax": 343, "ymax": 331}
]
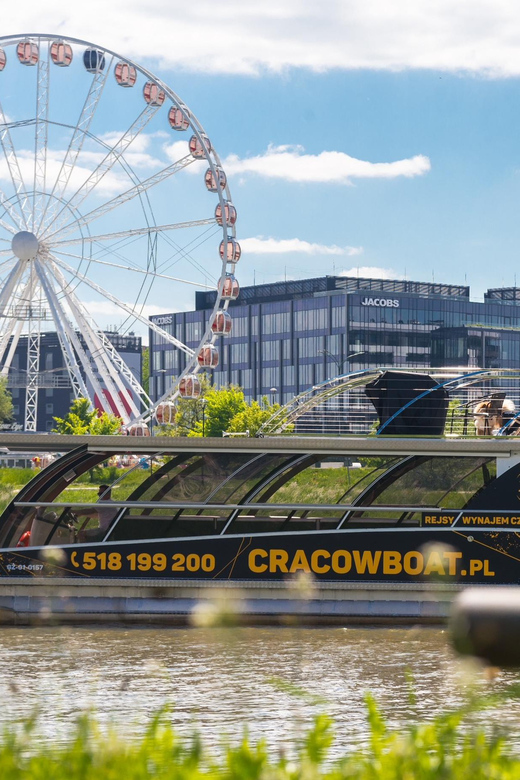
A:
[
  {"xmin": 318, "ymin": 350, "xmax": 365, "ymax": 376},
  {"xmin": 200, "ymin": 397, "xmax": 208, "ymax": 437},
  {"xmin": 269, "ymin": 387, "xmax": 277, "ymax": 405}
]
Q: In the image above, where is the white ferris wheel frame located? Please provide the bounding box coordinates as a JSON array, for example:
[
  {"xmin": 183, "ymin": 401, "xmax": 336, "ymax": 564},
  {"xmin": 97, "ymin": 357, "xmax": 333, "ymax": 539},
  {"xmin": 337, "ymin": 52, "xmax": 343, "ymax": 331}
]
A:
[{"xmin": 0, "ymin": 32, "xmax": 238, "ymax": 430}]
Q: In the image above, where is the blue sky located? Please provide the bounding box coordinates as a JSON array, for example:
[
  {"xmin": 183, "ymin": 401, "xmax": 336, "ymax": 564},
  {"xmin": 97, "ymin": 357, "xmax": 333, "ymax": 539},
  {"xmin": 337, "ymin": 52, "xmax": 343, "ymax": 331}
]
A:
[{"xmin": 3, "ymin": 2, "xmax": 520, "ymax": 339}]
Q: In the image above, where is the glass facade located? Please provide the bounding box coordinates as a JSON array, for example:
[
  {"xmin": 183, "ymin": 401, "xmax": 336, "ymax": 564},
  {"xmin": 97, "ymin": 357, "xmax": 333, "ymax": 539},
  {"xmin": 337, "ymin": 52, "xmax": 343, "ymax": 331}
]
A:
[{"xmin": 149, "ymin": 275, "xmax": 520, "ymax": 403}]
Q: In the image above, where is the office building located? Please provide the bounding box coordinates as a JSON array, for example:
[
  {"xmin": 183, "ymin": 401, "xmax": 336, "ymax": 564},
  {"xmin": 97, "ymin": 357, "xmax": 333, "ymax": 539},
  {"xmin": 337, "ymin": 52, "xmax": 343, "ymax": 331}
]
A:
[{"xmin": 149, "ymin": 276, "xmax": 520, "ymax": 405}]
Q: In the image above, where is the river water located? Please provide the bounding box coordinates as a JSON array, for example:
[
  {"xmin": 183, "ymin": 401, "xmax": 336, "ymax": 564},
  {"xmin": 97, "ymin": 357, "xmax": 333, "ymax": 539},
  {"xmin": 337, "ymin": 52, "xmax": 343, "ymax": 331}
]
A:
[{"xmin": 0, "ymin": 625, "xmax": 519, "ymax": 754}]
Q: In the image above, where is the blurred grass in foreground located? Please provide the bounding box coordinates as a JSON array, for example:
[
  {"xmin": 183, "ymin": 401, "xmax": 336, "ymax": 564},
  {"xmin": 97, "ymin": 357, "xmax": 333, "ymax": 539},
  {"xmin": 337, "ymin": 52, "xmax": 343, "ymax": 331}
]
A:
[{"xmin": 2, "ymin": 696, "xmax": 520, "ymax": 779}]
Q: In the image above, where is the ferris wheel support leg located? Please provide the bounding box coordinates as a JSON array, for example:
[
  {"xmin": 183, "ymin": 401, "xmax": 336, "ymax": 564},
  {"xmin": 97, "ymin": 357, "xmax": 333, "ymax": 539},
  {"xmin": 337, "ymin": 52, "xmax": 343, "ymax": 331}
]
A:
[
  {"xmin": 47, "ymin": 261, "xmax": 137, "ymax": 421},
  {"xmin": 0, "ymin": 271, "xmax": 37, "ymax": 376},
  {"xmin": 97, "ymin": 331, "xmax": 153, "ymax": 411},
  {"xmin": 35, "ymin": 261, "xmax": 93, "ymax": 403},
  {"xmin": 38, "ymin": 273, "xmax": 112, "ymax": 416},
  {"xmin": 0, "ymin": 261, "xmax": 25, "ymax": 316},
  {"xmin": 1, "ymin": 317, "xmax": 24, "ymax": 377}
]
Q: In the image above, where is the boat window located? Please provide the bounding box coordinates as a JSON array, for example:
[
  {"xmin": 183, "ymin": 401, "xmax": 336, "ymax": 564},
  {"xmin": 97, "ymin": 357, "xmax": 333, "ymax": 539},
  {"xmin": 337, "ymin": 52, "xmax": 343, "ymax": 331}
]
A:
[
  {"xmin": 108, "ymin": 508, "xmax": 228, "ymax": 541},
  {"xmin": 129, "ymin": 453, "xmax": 260, "ymax": 505},
  {"xmin": 359, "ymin": 456, "xmax": 494, "ymax": 508},
  {"xmin": 263, "ymin": 456, "xmax": 399, "ymax": 506},
  {"xmin": 343, "ymin": 456, "xmax": 495, "ymax": 527}
]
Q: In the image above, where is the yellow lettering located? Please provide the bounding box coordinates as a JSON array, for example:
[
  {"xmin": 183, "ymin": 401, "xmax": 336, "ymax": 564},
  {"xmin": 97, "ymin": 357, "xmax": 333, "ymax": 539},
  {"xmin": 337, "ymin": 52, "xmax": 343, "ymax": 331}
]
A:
[
  {"xmin": 331, "ymin": 550, "xmax": 352, "ymax": 574},
  {"xmin": 352, "ymin": 550, "xmax": 381, "ymax": 574},
  {"xmin": 311, "ymin": 550, "xmax": 331, "ymax": 574},
  {"xmin": 470, "ymin": 559, "xmax": 483, "ymax": 576},
  {"xmin": 289, "ymin": 549, "xmax": 311, "ymax": 573},
  {"xmin": 383, "ymin": 551, "xmax": 402, "ymax": 575},
  {"xmin": 424, "ymin": 551, "xmax": 446, "ymax": 576},
  {"xmin": 484, "ymin": 560, "xmax": 495, "ymax": 577},
  {"xmin": 403, "ymin": 551, "xmax": 424, "ymax": 575},
  {"xmin": 249, "ymin": 549, "xmax": 268, "ymax": 573},
  {"xmin": 270, "ymin": 549, "xmax": 289, "ymax": 573},
  {"xmin": 443, "ymin": 551, "xmax": 462, "ymax": 576}
]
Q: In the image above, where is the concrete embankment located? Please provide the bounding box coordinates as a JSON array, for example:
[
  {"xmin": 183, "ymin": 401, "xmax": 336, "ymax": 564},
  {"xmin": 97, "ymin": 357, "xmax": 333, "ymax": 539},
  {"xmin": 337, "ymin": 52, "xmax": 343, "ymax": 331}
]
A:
[{"xmin": 0, "ymin": 579, "xmax": 458, "ymax": 625}]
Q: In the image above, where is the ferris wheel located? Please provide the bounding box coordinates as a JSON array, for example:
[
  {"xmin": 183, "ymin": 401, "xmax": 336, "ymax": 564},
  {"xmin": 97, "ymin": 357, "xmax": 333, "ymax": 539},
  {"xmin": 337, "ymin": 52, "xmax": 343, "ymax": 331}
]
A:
[{"xmin": 0, "ymin": 33, "xmax": 240, "ymax": 432}]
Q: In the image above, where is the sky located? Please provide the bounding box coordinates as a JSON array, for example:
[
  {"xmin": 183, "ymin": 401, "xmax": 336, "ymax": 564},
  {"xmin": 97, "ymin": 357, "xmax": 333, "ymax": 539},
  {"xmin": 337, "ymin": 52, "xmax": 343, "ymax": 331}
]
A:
[{"xmin": 2, "ymin": 2, "xmax": 520, "ymax": 339}]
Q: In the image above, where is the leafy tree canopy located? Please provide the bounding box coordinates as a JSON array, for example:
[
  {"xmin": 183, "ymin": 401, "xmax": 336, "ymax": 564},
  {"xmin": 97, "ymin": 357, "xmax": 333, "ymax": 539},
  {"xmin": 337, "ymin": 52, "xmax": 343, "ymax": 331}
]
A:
[
  {"xmin": 53, "ymin": 398, "xmax": 121, "ymax": 435},
  {"xmin": 226, "ymin": 397, "xmax": 281, "ymax": 437},
  {"xmin": 0, "ymin": 376, "xmax": 13, "ymax": 423},
  {"xmin": 188, "ymin": 384, "xmax": 246, "ymax": 438}
]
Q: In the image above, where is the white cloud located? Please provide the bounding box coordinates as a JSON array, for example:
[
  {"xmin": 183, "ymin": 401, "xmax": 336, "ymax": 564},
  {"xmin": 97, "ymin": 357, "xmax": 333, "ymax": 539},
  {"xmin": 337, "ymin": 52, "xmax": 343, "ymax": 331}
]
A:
[
  {"xmin": 241, "ymin": 237, "xmax": 363, "ymax": 255},
  {"xmin": 223, "ymin": 145, "xmax": 430, "ymax": 183},
  {"xmin": 81, "ymin": 300, "xmax": 173, "ymax": 321},
  {"xmin": 6, "ymin": 1, "xmax": 520, "ymax": 76},
  {"xmin": 339, "ymin": 266, "xmax": 406, "ymax": 280}
]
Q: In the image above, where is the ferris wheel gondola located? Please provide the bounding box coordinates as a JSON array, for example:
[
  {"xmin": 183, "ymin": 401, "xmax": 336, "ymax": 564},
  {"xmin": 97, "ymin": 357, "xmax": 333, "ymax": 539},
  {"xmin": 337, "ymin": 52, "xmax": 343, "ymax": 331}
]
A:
[{"xmin": 0, "ymin": 34, "xmax": 241, "ymax": 430}]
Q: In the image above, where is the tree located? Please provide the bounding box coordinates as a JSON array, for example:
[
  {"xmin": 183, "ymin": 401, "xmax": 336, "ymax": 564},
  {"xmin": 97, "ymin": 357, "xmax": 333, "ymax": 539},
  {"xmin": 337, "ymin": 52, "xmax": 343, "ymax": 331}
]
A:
[
  {"xmin": 226, "ymin": 397, "xmax": 281, "ymax": 437},
  {"xmin": 53, "ymin": 397, "xmax": 121, "ymax": 435},
  {"xmin": 90, "ymin": 411, "xmax": 123, "ymax": 435},
  {"xmin": 0, "ymin": 376, "xmax": 13, "ymax": 422},
  {"xmin": 188, "ymin": 385, "xmax": 246, "ymax": 438},
  {"xmin": 141, "ymin": 346, "xmax": 149, "ymax": 394}
]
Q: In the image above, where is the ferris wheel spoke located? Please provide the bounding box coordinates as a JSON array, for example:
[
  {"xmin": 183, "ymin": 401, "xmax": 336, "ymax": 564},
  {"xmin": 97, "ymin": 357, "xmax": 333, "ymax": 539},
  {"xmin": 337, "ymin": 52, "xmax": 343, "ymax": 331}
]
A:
[
  {"xmin": 0, "ymin": 214, "xmax": 20, "ymax": 235},
  {"xmin": 47, "ymin": 261, "xmax": 140, "ymax": 420},
  {"xmin": 50, "ymin": 254, "xmax": 195, "ymax": 357},
  {"xmin": 35, "ymin": 261, "xmax": 102, "ymax": 405},
  {"xmin": 45, "ymin": 154, "xmax": 197, "ymax": 244},
  {"xmin": 49, "ymin": 217, "xmax": 215, "ymax": 248},
  {"xmin": 41, "ymin": 101, "xmax": 162, "ymax": 240},
  {"xmin": 0, "ymin": 258, "xmax": 18, "ymax": 279},
  {"xmin": 32, "ymin": 39, "xmax": 50, "ymax": 231},
  {"xmin": 157, "ymin": 227, "xmax": 221, "ymax": 282},
  {"xmin": 0, "ymin": 107, "xmax": 32, "ymax": 229},
  {"xmin": 52, "ymin": 249, "xmax": 217, "ymax": 289},
  {"xmin": 37, "ymin": 55, "xmax": 114, "ymax": 233},
  {"xmin": 0, "ymin": 194, "xmax": 26, "ymax": 233}
]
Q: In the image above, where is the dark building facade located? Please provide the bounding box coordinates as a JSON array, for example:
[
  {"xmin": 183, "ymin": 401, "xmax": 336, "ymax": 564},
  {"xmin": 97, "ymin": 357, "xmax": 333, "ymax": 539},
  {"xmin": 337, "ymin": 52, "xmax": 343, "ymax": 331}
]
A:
[
  {"xmin": 149, "ymin": 276, "xmax": 520, "ymax": 404},
  {"xmin": 5, "ymin": 331, "xmax": 142, "ymax": 432}
]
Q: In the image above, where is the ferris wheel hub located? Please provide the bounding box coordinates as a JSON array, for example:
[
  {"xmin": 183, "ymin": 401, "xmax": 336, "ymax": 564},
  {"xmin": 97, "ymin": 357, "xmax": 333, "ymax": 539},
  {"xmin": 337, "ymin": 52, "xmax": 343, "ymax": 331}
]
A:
[{"xmin": 11, "ymin": 231, "xmax": 39, "ymax": 261}]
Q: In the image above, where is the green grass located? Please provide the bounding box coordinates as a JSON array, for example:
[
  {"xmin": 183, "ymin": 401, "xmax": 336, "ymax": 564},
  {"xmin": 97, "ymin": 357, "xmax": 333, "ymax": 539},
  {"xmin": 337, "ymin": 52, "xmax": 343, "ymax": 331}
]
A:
[{"xmin": 0, "ymin": 696, "xmax": 519, "ymax": 779}]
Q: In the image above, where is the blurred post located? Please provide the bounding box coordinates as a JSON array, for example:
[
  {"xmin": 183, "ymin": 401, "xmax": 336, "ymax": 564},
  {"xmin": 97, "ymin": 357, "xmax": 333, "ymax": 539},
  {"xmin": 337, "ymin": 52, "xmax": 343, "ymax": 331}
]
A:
[{"xmin": 450, "ymin": 587, "xmax": 520, "ymax": 667}]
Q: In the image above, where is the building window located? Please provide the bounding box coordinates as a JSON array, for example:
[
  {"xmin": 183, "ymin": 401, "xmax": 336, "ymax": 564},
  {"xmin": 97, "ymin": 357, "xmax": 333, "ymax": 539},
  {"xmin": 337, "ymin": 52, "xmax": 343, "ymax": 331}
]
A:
[
  {"xmin": 152, "ymin": 351, "xmax": 163, "ymax": 371},
  {"xmin": 261, "ymin": 341, "xmax": 278, "ymax": 361},
  {"xmin": 164, "ymin": 350, "xmax": 175, "ymax": 370},
  {"xmin": 46, "ymin": 403, "xmax": 53, "ymax": 414}
]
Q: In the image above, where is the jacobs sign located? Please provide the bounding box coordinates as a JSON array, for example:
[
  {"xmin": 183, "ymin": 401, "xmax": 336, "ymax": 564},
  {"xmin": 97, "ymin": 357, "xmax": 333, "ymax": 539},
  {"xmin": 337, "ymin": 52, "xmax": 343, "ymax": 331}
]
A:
[{"xmin": 361, "ymin": 297, "xmax": 400, "ymax": 308}]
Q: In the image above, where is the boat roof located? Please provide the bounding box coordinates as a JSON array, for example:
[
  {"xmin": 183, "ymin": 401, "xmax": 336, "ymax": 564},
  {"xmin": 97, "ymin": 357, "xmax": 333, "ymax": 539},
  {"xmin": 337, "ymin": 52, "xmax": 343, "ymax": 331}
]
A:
[{"xmin": 0, "ymin": 433, "xmax": 519, "ymax": 459}]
